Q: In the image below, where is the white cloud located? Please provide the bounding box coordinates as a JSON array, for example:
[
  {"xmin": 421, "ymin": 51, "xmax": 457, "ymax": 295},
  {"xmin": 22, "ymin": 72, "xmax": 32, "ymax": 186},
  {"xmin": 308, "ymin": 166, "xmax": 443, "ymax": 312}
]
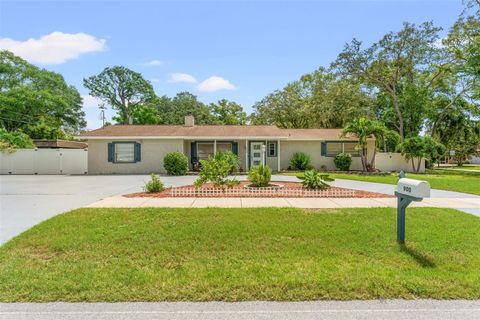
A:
[
  {"xmin": 82, "ymin": 95, "xmax": 103, "ymax": 108},
  {"xmin": 150, "ymin": 78, "xmax": 161, "ymax": 83},
  {"xmin": 197, "ymin": 76, "xmax": 235, "ymax": 92},
  {"xmin": 0, "ymin": 32, "xmax": 106, "ymax": 65},
  {"xmin": 168, "ymin": 73, "xmax": 197, "ymax": 84},
  {"xmin": 144, "ymin": 59, "xmax": 163, "ymax": 66}
]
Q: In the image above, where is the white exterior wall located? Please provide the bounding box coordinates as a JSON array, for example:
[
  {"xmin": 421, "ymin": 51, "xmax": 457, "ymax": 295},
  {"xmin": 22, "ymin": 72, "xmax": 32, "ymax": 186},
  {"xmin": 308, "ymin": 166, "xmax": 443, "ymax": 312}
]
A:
[
  {"xmin": 0, "ymin": 149, "xmax": 88, "ymax": 175},
  {"xmin": 375, "ymin": 152, "xmax": 425, "ymax": 173},
  {"xmin": 470, "ymin": 156, "xmax": 480, "ymax": 164},
  {"xmin": 87, "ymin": 139, "xmax": 184, "ymax": 174},
  {"xmin": 279, "ymin": 140, "xmax": 374, "ymax": 171}
]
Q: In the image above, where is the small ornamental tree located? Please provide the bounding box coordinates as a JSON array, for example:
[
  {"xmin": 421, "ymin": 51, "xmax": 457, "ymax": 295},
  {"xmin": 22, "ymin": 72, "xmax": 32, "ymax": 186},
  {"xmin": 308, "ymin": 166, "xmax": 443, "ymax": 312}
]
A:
[
  {"xmin": 194, "ymin": 152, "xmax": 240, "ymax": 189},
  {"xmin": 333, "ymin": 153, "xmax": 352, "ymax": 171},
  {"xmin": 163, "ymin": 152, "xmax": 188, "ymax": 175},
  {"xmin": 400, "ymin": 136, "xmax": 445, "ymax": 172},
  {"xmin": 342, "ymin": 117, "xmax": 386, "ymax": 172}
]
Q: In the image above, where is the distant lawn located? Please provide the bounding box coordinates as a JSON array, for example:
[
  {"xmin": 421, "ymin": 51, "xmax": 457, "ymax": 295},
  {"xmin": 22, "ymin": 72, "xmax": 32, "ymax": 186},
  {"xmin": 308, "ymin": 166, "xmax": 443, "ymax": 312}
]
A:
[
  {"xmin": 283, "ymin": 169, "xmax": 480, "ymax": 195},
  {"xmin": 439, "ymin": 165, "xmax": 480, "ymax": 171},
  {"xmin": 1, "ymin": 207, "xmax": 480, "ymax": 302}
]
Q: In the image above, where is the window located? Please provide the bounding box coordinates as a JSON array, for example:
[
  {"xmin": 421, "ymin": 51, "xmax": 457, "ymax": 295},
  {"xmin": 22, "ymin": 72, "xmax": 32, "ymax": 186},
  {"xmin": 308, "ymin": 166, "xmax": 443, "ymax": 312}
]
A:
[
  {"xmin": 115, "ymin": 143, "xmax": 135, "ymax": 163},
  {"xmin": 323, "ymin": 142, "xmax": 360, "ymax": 157},
  {"xmin": 267, "ymin": 141, "xmax": 277, "ymax": 157},
  {"xmin": 196, "ymin": 142, "xmax": 232, "ymax": 161},
  {"xmin": 197, "ymin": 143, "xmax": 214, "ymax": 161},
  {"xmin": 343, "ymin": 143, "xmax": 359, "ymax": 156},
  {"xmin": 326, "ymin": 142, "xmax": 342, "ymax": 157},
  {"xmin": 217, "ymin": 142, "xmax": 232, "ymax": 153}
]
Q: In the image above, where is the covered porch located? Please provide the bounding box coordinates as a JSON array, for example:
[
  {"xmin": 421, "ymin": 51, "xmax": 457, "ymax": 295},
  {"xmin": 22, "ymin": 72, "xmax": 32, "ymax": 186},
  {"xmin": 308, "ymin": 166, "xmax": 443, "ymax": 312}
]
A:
[{"xmin": 184, "ymin": 139, "xmax": 281, "ymax": 172}]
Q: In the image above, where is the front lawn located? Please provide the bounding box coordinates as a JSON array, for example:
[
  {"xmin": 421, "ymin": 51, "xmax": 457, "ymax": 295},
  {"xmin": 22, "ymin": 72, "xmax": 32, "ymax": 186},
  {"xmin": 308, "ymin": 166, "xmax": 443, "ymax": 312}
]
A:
[
  {"xmin": 283, "ymin": 169, "xmax": 480, "ymax": 195},
  {"xmin": 1, "ymin": 207, "xmax": 480, "ymax": 301}
]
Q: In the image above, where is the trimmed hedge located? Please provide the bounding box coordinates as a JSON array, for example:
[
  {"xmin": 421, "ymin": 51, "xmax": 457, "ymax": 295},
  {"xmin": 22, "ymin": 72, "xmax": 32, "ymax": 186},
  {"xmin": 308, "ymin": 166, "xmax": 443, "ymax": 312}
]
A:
[
  {"xmin": 164, "ymin": 152, "xmax": 188, "ymax": 175},
  {"xmin": 334, "ymin": 153, "xmax": 352, "ymax": 171}
]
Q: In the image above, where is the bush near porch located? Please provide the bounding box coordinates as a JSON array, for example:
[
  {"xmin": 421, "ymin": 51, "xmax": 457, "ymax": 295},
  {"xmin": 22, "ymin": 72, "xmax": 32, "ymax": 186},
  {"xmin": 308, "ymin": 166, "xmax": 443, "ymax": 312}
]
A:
[
  {"xmin": 163, "ymin": 152, "xmax": 189, "ymax": 175},
  {"xmin": 1, "ymin": 207, "xmax": 479, "ymax": 302}
]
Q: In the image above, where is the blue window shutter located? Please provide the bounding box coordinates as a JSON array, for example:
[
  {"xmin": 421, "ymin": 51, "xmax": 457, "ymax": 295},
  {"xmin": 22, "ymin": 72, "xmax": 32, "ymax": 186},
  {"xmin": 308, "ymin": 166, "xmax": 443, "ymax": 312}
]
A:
[
  {"xmin": 108, "ymin": 143, "xmax": 114, "ymax": 162},
  {"xmin": 191, "ymin": 142, "xmax": 197, "ymax": 163},
  {"xmin": 232, "ymin": 142, "xmax": 238, "ymax": 156},
  {"xmin": 134, "ymin": 143, "xmax": 141, "ymax": 162},
  {"xmin": 321, "ymin": 142, "xmax": 327, "ymax": 156}
]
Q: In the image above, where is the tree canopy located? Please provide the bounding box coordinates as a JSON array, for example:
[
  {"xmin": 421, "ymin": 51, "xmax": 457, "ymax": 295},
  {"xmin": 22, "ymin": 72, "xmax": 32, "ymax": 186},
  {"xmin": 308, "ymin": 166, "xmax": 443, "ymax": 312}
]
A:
[
  {"xmin": 84, "ymin": 66, "xmax": 157, "ymax": 124},
  {"xmin": 0, "ymin": 50, "xmax": 86, "ymax": 139},
  {"xmin": 250, "ymin": 68, "xmax": 374, "ymax": 128}
]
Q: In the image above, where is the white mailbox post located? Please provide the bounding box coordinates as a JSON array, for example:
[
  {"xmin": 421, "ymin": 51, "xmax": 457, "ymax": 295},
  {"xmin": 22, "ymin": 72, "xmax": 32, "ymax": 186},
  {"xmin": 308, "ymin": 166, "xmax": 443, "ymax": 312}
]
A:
[{"xmin": 395, "ymin": 171, "xmax": 431, "ymax": 243}]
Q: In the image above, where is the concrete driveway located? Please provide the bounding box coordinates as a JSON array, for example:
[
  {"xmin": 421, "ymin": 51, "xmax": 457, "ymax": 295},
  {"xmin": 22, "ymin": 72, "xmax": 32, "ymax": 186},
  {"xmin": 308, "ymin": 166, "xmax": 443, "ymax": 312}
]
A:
[
  {"xmin": 2, "ymin": 174, "xmax": 479, "ymax": 244},
  {"xmin": 0, "ymin": 175, "xmax": 196, "ymax": 244}
]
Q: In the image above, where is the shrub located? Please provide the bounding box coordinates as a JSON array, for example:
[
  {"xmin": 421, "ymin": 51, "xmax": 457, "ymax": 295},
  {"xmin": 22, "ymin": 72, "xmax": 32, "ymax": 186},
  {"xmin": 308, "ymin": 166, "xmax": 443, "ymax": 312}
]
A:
[
  {"xmin": 248, "ymin": 165, "xmax": 272, "ymax": 187},
  {"xmin": 221, "ymin": 151, "xmax": 241, "ymax": 173},
  {"xmin": 299, "ymin": 170, "xmax": 334, "ymax": 190},
  {"xmin": 194, "ymin": 152, "xmax": 240, "ymax": 189},
  {"xmin": 144, "ymin": 174, "xmax": 164, "ymax": 193},
  {"xmin": 163, "ymin": 152, "xmax": 188, "ymax": 175},
  {"xmin": 290, "ymin": 152, "xmax": 311, "ymax": 171},
  {"xmin": 334, "ymin": 153, "xmax": 352, "ymax": 171}
]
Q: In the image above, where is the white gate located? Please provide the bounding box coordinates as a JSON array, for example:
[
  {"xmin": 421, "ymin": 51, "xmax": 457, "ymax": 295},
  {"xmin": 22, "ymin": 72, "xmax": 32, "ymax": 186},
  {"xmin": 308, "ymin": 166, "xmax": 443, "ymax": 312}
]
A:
[{"xmin": 0, "ymin": 149, "xmax": 88, "ymax": 175}]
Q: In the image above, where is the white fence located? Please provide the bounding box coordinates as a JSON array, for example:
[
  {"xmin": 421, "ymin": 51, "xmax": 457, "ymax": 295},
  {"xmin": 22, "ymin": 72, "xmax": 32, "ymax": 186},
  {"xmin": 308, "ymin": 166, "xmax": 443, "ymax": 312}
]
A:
[
  {"xmin": 375, "ymin": 152, "xmax": 425, "ymax": 173},
  {"xmin": 0, "ymin": 149, "xmax": 88, "ymax": 175},
  {"xmin": 171, "ymin": 186, "xmax": 356, "ymax": 198}
]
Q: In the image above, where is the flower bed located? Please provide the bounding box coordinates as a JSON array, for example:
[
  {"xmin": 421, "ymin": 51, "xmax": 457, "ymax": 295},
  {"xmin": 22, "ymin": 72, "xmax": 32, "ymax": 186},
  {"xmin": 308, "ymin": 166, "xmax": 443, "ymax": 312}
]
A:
[{"xmin": 125, "ymin": 181, "xmax": 392, "ymax": 198}]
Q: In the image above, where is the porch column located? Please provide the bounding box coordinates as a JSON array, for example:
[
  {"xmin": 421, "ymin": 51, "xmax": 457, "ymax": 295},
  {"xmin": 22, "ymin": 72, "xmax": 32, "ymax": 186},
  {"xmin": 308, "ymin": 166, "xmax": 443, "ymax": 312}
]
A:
[
  {"xmin": 245, "ymin": 139, "xmax": 249, "ymax": 171},
  {"xmin": 214, "ymin": 139, "xmax": 217, "ymax": 154},
  {"xmin": 277, "ymin": 139, "xmax": 281, "ymax": 172}
]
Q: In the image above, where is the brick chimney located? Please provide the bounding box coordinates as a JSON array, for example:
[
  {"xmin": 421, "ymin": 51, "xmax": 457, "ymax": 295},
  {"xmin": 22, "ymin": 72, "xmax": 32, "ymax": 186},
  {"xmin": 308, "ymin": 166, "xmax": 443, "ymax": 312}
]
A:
[{"xmin": 184, "ymin": 115, "xmax": 195, "ymax": 127}]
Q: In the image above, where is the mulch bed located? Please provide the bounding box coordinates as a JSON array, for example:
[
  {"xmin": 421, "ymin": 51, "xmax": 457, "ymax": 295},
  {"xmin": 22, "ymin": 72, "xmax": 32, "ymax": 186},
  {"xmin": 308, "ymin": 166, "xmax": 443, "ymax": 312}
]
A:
[{"xmin": 124, "ymin": 181, "xmax": 393, "ymax": 198}]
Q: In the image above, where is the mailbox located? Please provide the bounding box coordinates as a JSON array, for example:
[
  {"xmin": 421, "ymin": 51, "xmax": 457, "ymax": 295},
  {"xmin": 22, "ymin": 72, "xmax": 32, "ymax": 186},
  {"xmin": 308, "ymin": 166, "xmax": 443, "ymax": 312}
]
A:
[
  {"xmin": 395, "ymin": 175, "xmax": 431, "ymax": 243},
  {"xmin": 396, "ymin": 178, "xmax": 430, "ymax": 199}
]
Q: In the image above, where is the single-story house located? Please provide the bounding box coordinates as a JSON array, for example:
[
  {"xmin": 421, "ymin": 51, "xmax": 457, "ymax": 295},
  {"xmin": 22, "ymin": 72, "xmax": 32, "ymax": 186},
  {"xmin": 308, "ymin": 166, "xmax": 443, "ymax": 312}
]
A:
[{"xmin": 77, "ymin": 116, "xmax": 374, "ymax": 174}]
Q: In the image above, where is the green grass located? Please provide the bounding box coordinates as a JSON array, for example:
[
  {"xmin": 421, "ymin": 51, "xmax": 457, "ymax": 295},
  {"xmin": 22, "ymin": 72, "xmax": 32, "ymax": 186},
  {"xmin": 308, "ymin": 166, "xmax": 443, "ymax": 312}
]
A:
[
  {"xmin": 283, "ymin": 169, "xmax": 480, "ymax": 195},
  {"xmin": 440, "ymin": 165, "xmax": 480, "ymax": 171},
  {"xmin": 1, "ymin": 207, "xmax": 480, "ymax": 302}
]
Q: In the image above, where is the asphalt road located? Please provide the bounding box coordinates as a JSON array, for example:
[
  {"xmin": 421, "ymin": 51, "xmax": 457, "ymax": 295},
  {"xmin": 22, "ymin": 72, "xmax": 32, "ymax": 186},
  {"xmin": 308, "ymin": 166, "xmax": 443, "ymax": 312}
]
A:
[{"xmin": 1, "ymin": 300, "xmax": 480, "ymax": 320}]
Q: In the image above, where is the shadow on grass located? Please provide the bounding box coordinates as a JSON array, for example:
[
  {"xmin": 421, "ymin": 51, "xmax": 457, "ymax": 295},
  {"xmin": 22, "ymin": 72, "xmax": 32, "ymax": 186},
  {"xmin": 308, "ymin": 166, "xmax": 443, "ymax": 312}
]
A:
[{"xmin": 399, "ymin": 244, "xmax": 436, "ymax": 268}]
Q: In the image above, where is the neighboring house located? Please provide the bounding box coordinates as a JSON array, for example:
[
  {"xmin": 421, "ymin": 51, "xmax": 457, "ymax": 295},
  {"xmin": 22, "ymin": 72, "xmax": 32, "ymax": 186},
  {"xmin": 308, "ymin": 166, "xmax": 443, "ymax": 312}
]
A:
[{"xmin": 76, "ymin": 116, "xmax": 375, "ymax": 174}]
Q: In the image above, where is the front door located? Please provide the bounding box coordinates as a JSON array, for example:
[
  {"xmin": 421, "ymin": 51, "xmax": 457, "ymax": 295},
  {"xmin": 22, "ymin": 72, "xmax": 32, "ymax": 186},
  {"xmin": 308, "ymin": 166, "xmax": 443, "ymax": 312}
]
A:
[{"xmin": 250, "ymin": 142, "xmax": 264, "ymax": 167}]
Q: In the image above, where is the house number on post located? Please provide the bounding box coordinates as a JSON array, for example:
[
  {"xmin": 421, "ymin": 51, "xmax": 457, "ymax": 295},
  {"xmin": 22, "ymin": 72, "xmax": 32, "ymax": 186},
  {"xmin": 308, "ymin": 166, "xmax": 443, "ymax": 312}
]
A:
[{"xmin": 395, "ymin": 171, "xmax": 431, "ymax": 244}]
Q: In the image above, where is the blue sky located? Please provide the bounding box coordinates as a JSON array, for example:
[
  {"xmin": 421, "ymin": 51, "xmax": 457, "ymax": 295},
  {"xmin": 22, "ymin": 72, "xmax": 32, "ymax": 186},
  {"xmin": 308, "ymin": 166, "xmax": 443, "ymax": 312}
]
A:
[{"xmin": 0, "ymin": 0, "xmax": 464, "ymax": 129}]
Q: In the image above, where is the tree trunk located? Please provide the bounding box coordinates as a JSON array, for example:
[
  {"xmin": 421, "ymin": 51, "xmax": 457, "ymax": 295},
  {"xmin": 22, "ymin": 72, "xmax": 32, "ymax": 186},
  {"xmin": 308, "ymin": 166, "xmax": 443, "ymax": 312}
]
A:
[
  {"xmin": 392, "ymin": 95, "xmax": 405, "ymax": 142},
  {"xmin": 361, "ymin": 150, "xmax": 367, "ymax": 172},
  {"xmin": 369, "ymin": 146, "xmax": 377, "ymax": 171},
  {"xmin": 411, "ymin": 159, "xmax": 416, "ymax": 173}
]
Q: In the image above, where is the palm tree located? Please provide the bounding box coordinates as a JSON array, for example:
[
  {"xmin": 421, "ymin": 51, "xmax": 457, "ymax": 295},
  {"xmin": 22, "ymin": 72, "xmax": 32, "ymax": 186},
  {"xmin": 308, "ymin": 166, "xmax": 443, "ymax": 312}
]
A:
[{"xmin": 342, "ymin": 118, "xmax": 386, "ymax": 171}]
